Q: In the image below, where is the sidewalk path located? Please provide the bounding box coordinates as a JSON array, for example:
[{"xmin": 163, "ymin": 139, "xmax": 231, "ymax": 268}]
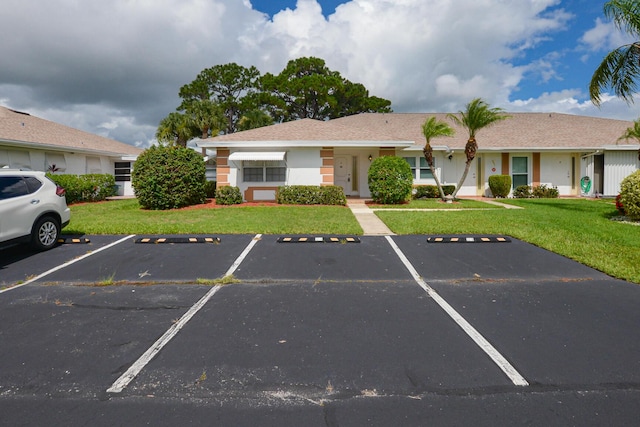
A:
[{"xmin": 346, "ymin": 199, "xmax": 395, "ymax": 236}]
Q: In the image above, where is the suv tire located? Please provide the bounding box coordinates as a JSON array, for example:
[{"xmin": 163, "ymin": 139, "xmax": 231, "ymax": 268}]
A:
[{"xmin": 31, "ymin": 216, "xmax": 60, "ymax": 251}]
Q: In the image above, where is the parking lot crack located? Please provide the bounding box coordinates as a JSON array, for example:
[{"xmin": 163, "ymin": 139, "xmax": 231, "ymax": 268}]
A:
[{"xmin": 70, "ymin": 303, "xmax": 187, "ymax": 311}]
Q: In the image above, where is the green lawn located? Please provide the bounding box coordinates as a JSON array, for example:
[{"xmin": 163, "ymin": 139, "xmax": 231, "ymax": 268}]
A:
[
  {"xmin": 376, "ymin": 198, "xmax": 640, "ymax": 283},
  {"xmin": 65, "ymin": 198, "xmax": 640, "ymax": 284},
  {"xmin": 370, "ymin": 199, "xmax": 500, "ymax": 209},
  {"xmin": 65, "ymin": 199, "xmax": 362, "ymax": 235}
]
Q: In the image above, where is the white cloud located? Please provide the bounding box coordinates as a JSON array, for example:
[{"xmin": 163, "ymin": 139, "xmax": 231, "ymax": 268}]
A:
[
  {"xmin": 581, "ymin": 17, "xmax": 635, "ymax": 52},
  {"xmin": 1, "ymin": 0, "xmax": 630, "ymax": 147}
]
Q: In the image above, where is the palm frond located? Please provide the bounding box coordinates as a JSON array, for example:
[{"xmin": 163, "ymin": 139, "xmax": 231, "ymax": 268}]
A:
[
  {"xmin": 604, "ymin": 0, "xmax": 640, "ymax": 38},
  {"xmin": 590, "ymin": 44, "xmax": 640, "ymax": 106}
]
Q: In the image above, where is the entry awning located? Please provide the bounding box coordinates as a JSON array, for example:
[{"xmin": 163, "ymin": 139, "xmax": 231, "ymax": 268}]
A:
[{"xmin": 228, "ymin": 151, "xmax": 286, "ymax": 161}]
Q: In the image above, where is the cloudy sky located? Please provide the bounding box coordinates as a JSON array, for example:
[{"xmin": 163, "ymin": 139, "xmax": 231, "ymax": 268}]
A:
[{"xmin": 1, "ymin": 0, "xmax": 638, "ymax": 147}]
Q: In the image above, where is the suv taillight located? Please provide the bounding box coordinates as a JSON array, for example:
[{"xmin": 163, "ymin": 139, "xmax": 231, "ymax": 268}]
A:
[{"xmin": 56, "ymin": 185, "xmax": 66, "ymax": 197}]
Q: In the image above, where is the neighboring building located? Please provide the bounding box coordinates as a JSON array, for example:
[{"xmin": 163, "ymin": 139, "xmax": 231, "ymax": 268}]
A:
[
  {"xmin": 198, "ymin": 112, "xmax": 640, "ymax": 201},
  {"xmin": 0, "ymin": 106, "xmax": 142, "ymax": 195}
]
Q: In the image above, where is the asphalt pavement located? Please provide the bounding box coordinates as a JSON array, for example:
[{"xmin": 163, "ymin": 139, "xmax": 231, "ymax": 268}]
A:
[{"xmin": 0, "ymin": 234, "xmax": 639, "ymax": 426}]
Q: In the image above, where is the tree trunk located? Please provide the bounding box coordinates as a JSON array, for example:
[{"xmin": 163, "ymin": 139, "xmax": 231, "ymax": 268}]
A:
[
  {"xmin": 451, "ymin": 137, "xmax": 477, "ymax": 198},
  {"xmin": 423, "ymin": 144, "xmax": 446, "ymax": 200}
]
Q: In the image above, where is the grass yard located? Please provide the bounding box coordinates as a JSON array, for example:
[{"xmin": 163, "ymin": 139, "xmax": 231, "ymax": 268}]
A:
[
  {"xmin": 370, "ymin": 199, "xmax": 500, "ymax": 209},
  {"xmin": 65, "ymin": 197, "xmax": 639, "ymax": 284},
  {"xmin": 376, "ymin": 198, "xmax": 640, "ymax": 283},
  {"xmin": 65, "ymin": 199, "xmax": 362, "ymax": 235}
]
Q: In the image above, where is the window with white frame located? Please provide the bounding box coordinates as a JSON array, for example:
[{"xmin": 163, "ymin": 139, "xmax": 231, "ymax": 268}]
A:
[
  {"xmin": 403, "ymin": 156, "xmax": 435, "ymax": 180},
  {"xmin": 242, "ymin": 160, "xmax": 286, "ymax": 182}
]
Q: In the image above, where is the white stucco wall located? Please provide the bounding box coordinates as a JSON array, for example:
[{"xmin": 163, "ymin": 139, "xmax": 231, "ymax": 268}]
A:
[
  {"xmin": 540, "ymin": 153, "xmax": 574, "ymax": 195},
  {"xmin": 604, "ymin": 151, "xmax": 640, "ymax": 196}
]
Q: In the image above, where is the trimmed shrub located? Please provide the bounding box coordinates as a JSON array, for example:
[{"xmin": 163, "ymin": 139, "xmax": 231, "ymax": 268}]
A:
[
  {"xmin": 276, "ymin": 185, "xmax": 346, "ymax": 205},
  {"xmin": 488, "ymin": 175, "xmax": 511, "ymax": 198},
  {"xmin": 367, "ymin": 156, "xmax": 413, "ymax": 204},
  {"xmin": 47, "ymin": 173, "xmax": 117, "ymax": 204},
  {"xmin": 413, "ymin": 185, "xmax": 455, "ymax": 199},
  {"xmin": 619, "ymin": 170, "xmax": 640, "ymax": 220},
  {"xmin": 132, "ymin": 145, "xmax": 206, "ymax": 210},
  {"xmin": 204, "ymin": 181, "xmax": 217, "ymax": 198},
  {"xmin": 215, "ymin": 186, "xmax": 243, "ymax": 205},
  {"xmin": 532, "ymin": 184, "xmax": 559, "ymax": 198},
  {"xmin": 513, "ymin": 185, "xmax": 532, "ymax": 199}
]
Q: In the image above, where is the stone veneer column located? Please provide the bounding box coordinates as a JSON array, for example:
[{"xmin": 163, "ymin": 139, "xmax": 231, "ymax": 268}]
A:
[
  {"xmin": 320, "ymin": 148, "xmax": 334, "ymax": 186},
  {"xmin": 217, "ymin": 148, "xmax": 230, "ymax": 186}
]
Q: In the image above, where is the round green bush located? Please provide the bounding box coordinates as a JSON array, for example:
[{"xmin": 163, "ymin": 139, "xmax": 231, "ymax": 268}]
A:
[
  {"xmin": 513, "ymin": 185, "xmax": 532, "ymax": 199},
  {"xmin": 488, "ymin": 174, "xmax": 511, "ymax": 198},
  {"xmin": 619, "ymin": 170, "xmax": 640, "ymax": 220},
  {"xmin": 367, "ymin": 156, "xmax": 413, "ymax": 204},
  {"xmin": 132, "ymin": 145, "xmax": 206, "ymax": 210},
  {"xmin": 215, "ymin": 186, "xmax": 243, "ymax": 205}
]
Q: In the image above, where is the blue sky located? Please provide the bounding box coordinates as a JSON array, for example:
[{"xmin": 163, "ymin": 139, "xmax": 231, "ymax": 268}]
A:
[{"xmin": 1, "ymin": 0, "xmax": 638, "ymax": 147}]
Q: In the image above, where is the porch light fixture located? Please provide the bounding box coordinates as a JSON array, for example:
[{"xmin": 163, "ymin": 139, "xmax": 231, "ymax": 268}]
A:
[{"xmin": 368, "ymin": 154, "xmax": 373, "ymax": 161}]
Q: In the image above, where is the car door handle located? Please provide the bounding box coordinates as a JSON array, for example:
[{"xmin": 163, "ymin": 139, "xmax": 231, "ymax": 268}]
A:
[{"xmin": 30, "ymin": 199, "xmax": 40, "ymax": 205}]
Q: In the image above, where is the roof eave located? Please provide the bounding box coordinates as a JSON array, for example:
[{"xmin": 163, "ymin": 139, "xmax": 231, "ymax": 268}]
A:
[
  {"xmin": 197, "ymin": 140, "xmax": 414, "ymax": 148},
  {"xmin": 0, "ymin": 138, "xmax": 139, "ymax": 158}
]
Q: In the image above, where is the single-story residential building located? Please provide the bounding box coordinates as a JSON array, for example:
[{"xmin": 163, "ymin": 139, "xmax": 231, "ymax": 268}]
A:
[
  {"xmin": 0, "ymin": 106, "xmax": 142, "ymax": 195},
  {"xmin": 198, "ymin": 112, "xmax": 640, "ymax": 201}
]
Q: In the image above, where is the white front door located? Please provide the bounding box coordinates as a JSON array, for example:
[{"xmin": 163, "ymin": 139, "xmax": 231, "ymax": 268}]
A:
[{"xmin": 334, "ymin": 155, "xmax": 354, "ymax": 195}]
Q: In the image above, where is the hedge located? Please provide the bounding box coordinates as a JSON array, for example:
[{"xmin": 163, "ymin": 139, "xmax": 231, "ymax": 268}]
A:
[
  {"xmin": 488, "ymin": 175, "xmax": 511, "ymax": 198},
  {"xmin": 276, "ymin": 185, "xmax": 347, "ymax": 205},
  {"xmin": 413, "ymin": 185, "xmax": 455, "ymax": 199},
  {"xmin": 47, "ymin": 173, "xmax": 116, "ymax": 204}
]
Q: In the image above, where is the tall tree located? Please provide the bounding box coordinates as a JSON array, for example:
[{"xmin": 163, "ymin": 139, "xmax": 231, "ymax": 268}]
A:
[
  {"xmin": 179, "ymin": 63, "xmax": 261, "ymax": 133},
  {"xmin": 237, "ymin": 109, "xmax": 274, "ymax": 131},
  {"xmin": 590, "ymin": 0, "xmax": 640, "ymax": 106},
  {"xmin": 421, "ymin": 117, "xmax": 455, "ymax": 200},
  {"xmin": 618, "ymin": 118, "xmax": 640, "ymax": 160},
  {"xmin": 261, "ymin": 57, "xmax": 392, "ymax": 122},
  {"xmin": 156, "ymin": 112, "xmax": 198, "ymax": 147},
  {"xmin": 447, "ymin": 99, "xmax": 510, "ymax": 198}
]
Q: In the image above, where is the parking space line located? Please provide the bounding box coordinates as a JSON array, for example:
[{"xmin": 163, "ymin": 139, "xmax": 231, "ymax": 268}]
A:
[
  {"xmin": 0, "ymin": 235, "xmax": 136, "ymax": 295},
  {"xmin": 107, "ymin": 234, "xmax": 263, "ymax": 394},
  {"xmin": 385, "ymin": 236, "xmax": 529, "ymax": 387}
]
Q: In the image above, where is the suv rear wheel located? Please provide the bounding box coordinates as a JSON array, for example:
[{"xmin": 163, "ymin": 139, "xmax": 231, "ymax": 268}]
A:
[{"xmin": 31, "ymin": 216, "xmax": 60, "ymax": 251}]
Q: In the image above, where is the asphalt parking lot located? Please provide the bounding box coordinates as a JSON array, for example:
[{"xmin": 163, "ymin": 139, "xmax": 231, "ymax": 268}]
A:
[{"xmin": 1, "ymin": 234, "xmax": 639, "ymax": 426}]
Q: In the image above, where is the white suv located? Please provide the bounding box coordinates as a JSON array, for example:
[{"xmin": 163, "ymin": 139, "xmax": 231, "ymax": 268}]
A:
[{"xmin": 0, "ymin": 170, "xmax": 71, "ymax": 251}]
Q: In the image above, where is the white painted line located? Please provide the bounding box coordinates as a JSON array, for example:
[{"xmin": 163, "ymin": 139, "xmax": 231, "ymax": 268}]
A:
[
  {"xmin": 107, "ymin": 233, "xmax": 262, "ymax": 394},
  {"xmin": 0, "ymin": 235, "xmax": 136, "ymax": 294},
  {"xmin": 224, "ymin": 234, "xmax": 261, "ymax": 277},
  {"xmin": 384, "ymin": 236, "xmax": 529, "ymax": 387}
]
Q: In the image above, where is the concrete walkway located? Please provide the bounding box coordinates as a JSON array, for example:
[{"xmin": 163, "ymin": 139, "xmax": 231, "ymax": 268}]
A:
[{"xmin": 346, "ymin": 199, "xmax": 395, "ymax": 236}]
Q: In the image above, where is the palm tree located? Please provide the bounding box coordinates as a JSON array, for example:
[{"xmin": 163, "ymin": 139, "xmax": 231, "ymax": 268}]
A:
[
  {"xmin": 237, "ymin": 109, "xmax": 274, "ymax": 131},
  {"xmin": 590, "ymin": 0, "xmax": 640, "ymax": 106},
  {"xmin": 421, "ymin": 117, "xmax": 455, "ymax": 200},
  {"xmin": 156, "ymin": 112, "xmax": 197, "ymax": 147},
  {"xmin": 618, "ymin": 118, "xmax": 640, "ymax": 160},
  {"xmin": 447, "ymin": 98, "xmax": 510, "ymax": 198}
]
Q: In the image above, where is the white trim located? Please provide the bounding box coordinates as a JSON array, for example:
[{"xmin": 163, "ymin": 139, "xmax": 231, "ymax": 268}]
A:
[{"xmin": 229, "ymin": 151, "xmax": 286, "ymax": 161}]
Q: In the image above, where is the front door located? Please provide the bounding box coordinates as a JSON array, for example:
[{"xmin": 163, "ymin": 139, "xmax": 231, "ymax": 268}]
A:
[{"xmin": 334, "ymin": 155, "xmax": 354, "ymax": 195}]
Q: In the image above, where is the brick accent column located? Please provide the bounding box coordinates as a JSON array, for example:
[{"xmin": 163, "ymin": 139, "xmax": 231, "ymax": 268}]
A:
[
  {"xmin": 532, "ymin": 152, "xmax": 541, "ymax": 186},
  {"xmin": 320, "ymin": 148, "xmax": 334, "ymax": 186},
  {"xmin": 217, "ymin": 148, "xmax": 230, "ymax": 186},
  {"xmin": 501, "ymin": 153, "xmax": 510, "ymax": 175}
]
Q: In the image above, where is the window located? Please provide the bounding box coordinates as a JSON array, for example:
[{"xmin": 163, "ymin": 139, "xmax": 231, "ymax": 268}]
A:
[
  {"xmin": 403, "ymin": 157, "xmax": 434, "ymax": 180},
  {"xmin": 0, "ymin": 176, "xmax": 29, "ymax": 200},
  {"xmin": 114, "ymin": 162, "xmax": 131, "ymax": 182},
  {"xmin": 512, "ymin": 157, "xmax": 528, "ymax": 188},
  {"xmin": 243, "ymin": 161, "xmax": 286, "ymax": 182}
]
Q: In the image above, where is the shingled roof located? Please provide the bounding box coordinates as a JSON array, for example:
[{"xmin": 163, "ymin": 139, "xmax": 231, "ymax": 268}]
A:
[
  {"xmin": 204, "ymin": 112, "xmax": 640, "ymax": 152},
  {"xmin": 0, "ymin": 106, "xmax": 142, "ymax": 156}
]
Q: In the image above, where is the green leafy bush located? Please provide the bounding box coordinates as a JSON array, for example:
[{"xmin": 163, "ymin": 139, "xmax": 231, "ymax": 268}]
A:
[
  {"xmin": 513, "ymin": 185, "xmax": 532, "ymax": 199},
  {"xmin": 47, "ymin": 173, "xmax": 117, "ymax": 204},
  {"xmin": 204, "ymin": 181, "xmax": 217, "ymax": 198},
  {"xmin": 532, "ymin": 184, "xmax": 559, "ymax": 198},
  {"xmin": 619, "ymin": 170, "xmax": 640, "ymax": 220},
  {"xmin": 413, "ymin": 185, "xmax": 455, "ymax": 199},
  {"xmin": 215, "ymin": 186, "xmax": 243, "ymax": 205},
  {"xmin": 132, "ymin": 145, "xmax": 206, "ymax": 210},
  {"xmin": 367, "ymin": 156, "xmax": 413, "ymax": 204},
  {"xmin": 488, "ymin": 175, "xmax": 511, "ymax": 198},
  {"xmin": 276, "ymin": 185, "xmax": 346, "ymax": 205}
]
